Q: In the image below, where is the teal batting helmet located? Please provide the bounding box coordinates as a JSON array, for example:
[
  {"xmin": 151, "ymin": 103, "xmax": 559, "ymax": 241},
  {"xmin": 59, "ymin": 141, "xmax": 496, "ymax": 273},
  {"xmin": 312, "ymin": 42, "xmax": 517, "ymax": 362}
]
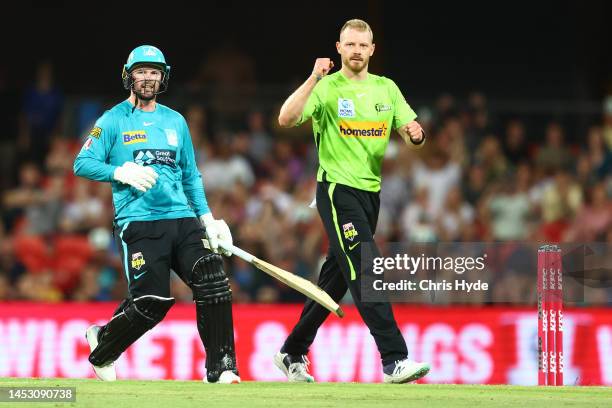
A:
[{"xmin": 122, "ymin": 45, "xmax": 171, "ymax": 93}]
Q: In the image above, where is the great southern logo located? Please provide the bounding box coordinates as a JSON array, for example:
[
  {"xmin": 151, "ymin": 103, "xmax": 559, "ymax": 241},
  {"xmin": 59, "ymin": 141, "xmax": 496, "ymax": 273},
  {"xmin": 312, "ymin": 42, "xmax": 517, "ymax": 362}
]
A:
[
  {"xmin": 134, "ymin": 149, "xmax": 177, "ymax": 168},
  {"xmin": 339, "ymin": 120, "xmax": 388, "ymax": 137},
  {"xmin": 123, "ymin": 130, "xmax": 147, "ymax": 145}
]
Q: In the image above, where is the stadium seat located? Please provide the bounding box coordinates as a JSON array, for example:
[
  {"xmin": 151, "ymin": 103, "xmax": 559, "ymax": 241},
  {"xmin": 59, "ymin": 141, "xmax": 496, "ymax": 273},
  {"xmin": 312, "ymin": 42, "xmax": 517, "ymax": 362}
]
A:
[
  {"xmin": 13, "ymin": 235, "xmax": 53, "ymax": 273},
  {"xmin": 53, "ymin": 235, "xmax": 94, "ymax": 293}
]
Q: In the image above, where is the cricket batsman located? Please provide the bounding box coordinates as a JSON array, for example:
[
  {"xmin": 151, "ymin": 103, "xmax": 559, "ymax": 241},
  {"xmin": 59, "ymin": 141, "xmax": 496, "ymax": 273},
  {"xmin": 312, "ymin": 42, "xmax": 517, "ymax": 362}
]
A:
[
  {"xmin": 274, "ymin": 19, "xmax": 431, "ymax": 383},
  {"xmin": 73, "ymin": 45, "xmax": 240, "ymax": 384}
]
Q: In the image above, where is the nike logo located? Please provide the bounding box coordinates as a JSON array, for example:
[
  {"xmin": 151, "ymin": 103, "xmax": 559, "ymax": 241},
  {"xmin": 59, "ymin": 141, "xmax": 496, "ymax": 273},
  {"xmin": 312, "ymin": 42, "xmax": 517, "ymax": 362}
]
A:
[
  {"xmin": 356, "ymin": 93, "xmax": 366, "ymax": 98},
  {"xmin": 143, "ymin": 122, "xmax": 155, "ymax": 126},
  {"xmin": 348, "ymin": 242, "xmax": 360, "ymax": 251},
  {"xmin": 134, "ymin": 271, "xmax": 147, "ymax": 280}
]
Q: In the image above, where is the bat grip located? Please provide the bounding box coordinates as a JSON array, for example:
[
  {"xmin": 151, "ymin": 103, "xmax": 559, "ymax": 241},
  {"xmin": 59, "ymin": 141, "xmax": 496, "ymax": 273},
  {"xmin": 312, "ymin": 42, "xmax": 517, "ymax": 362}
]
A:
[{"xmin": 218, "ymin": 240, "xmax": 254, "ymax": 263}]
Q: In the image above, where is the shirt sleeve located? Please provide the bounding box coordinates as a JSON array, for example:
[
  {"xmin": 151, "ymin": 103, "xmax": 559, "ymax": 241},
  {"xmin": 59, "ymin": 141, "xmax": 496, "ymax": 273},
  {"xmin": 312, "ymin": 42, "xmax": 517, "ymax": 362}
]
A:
[
  {"xmin": 296, "ymin": 81, "xmax": 324, "ymax": 126},
  {"xmin": 73, "ymin": 112, "xmax": 118, "ymax": 181},
  {"xmin": 389, "ymin": 79, "xmax": 417, "ymax": 130},
  {"xmin": 178, "ymin": 116, "xmax": 210, "ymax": 216}
]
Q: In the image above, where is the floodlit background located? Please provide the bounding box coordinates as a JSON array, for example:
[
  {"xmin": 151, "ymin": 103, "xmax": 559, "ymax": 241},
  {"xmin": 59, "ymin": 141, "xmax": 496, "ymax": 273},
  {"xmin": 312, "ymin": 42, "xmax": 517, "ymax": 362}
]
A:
[{"xmin": 0, "ymin": 2, "xmax": 610, "ymax": 384}]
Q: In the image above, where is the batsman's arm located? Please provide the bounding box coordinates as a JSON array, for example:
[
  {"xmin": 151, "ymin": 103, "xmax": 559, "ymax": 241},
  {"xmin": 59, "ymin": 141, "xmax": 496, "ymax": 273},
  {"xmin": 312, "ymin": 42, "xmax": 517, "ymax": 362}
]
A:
[
  {"xmin": 278, "ymin": 57, "xmax": 333, "ymax": 127},
  {"xmin": 73, "ymin": 116, "xmax": 117, "ymax": 181}
]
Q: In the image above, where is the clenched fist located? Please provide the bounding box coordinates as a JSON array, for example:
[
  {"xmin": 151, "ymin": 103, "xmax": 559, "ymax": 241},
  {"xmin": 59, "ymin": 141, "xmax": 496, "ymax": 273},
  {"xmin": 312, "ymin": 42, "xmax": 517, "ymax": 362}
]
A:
[
  {"xmin": 404, "ymin": 121, "xmax": 424, "ymax": 144},
  {"xmin": 312, "ymin": 58, "xmax": 334, "ymax": 80}
]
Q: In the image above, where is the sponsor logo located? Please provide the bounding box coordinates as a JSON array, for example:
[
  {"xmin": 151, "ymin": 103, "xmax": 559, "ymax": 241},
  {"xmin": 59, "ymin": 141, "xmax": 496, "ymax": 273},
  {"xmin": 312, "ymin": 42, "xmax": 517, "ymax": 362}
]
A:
[
  {"xmin": 143, "ymin": 47, "xmax": 157, "ymax": 56},
  {"xmin": 88, "ymin": 127, "xmax": 102, "ymax": 139},
  {"xmin": 357, "ymin": 93, "xmax": 367, "ymax": 98},
  {"xmin": 82, "ymin": 138, "xmax": 93, "ymax": 150},
  {"xmin": 134, "ymin": 271, "xmax": 147, "ymax": 279},
  {"xmin": 165, "ymin": 129, "xmax": 178, "ymax": 146},
  {"xmin": 143, "ymin": 122, "xmax": 155, "ymax": 126},
  {"xmin": 338, "ymin": 98, "xmax": 356, "ymax": 118},
  {"xmin": 343, "ymin": 222, "xmax": 359, "ymax": 242},
  {"xmin": 131, "ymin": 252, "xmax": 146, "ymax": 271},
  {"xmin": 338, "ymin": 120, "xmax": 387, "ymax": 137},
  {"xmin": 375, "ymin": 103, "xmax": 392, "ymax": 112},
  {"xmin": 123, "ymin": 130, "xmax": 147, "ymax": 144},
  {"xmin": 349, "ymin": 241, "xmax": 361, "ymax": 251},
  {"xmin": 134, "ymin": 149, "xmax": 177, "ymax": 168}
]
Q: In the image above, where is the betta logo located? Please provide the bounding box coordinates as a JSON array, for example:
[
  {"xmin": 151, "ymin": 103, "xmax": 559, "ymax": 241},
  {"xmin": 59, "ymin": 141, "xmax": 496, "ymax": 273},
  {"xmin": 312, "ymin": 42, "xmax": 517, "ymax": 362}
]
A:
[
  {"xmin": 123, "ymin": 130, "xmax": 147, "ymax": 145},
  {"xmin": 339, "ymin": 120, "xmax": 387, "ymax": 137}
]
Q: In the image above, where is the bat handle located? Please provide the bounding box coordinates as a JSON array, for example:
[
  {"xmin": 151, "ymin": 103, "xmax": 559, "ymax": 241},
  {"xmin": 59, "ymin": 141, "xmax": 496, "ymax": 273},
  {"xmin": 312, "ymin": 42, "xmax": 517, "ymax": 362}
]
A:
[{"xmin": 218, "ymin": 240, "xmax": 255, "ymax": 263}]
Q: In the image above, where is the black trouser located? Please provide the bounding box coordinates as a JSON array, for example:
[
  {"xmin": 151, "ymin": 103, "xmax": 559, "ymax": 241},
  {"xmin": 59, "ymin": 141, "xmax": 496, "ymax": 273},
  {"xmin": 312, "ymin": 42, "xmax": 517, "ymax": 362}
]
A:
[
  {"xmin": 94, "ymin": 217, "xmax": 237, "ymax": 379},
  {"xmin": 114, "ymin": 217, "xmax": 209, "ymax": 297},
  {"xmin": 282, "ymin": 181, "xmax": 408, "ymax": 366}
]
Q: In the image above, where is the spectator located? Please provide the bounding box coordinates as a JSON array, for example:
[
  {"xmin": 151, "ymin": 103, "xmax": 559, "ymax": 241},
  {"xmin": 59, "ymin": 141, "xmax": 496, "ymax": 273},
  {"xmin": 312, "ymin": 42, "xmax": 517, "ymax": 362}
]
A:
[
  {"xmin": 585, "ymin": 125, "xmax": 612, "ymax": 179},
  {"xmin": 603, "ymin": 95, "xmax": 612, "ymax": 150},
  {"xmin": 463, "ymin": 164, "xmax": 487, "ymax": 206},
  {"xmin": 247, "ymin": 110, "xmax": 273, "ymax": 166},
  {"xmin": 474, "ymin": 136, "xmax": 508, "ymax": 184},
  {"xmin": 400, "ymin": 186, "xmax": 437, "ymax": 242},
  {"xmin": 437, "ymin": 187, "xmax": 474, "ymax": 241},
  {"xmin": 59, "ymin": 178, "xmax": 105, "ymax": 233},
  {"xmin": 200, "ymin": 134, "xmax": 255, "ymax": 191},
  {"xmin": 536, "ymin": 121, "xmax": 573, "ymax": 174},
  {"xmin": 564, "ymin": 183, "xmax": 611, "ymax": 241},
  {"xmin": 484, "ymin": 175, "xmax": 533, "ymax": 241},
  {"xmin": 185, "ymin": 104, "xmax": 210, "ymax": 165},
  {"xmin": 503, "ymin": 119, "xmax": 530, "ymax": 167},
  {"xmin": 18, "ymin": 61, "xmax": 64, "ymax": 166},
  {"xmin": 412, "ymin": 147, "xmax": 461, "ymax": 217},
  {"xmin": 3, "ymin": 162, "xmax": 63, "ymax": 235}
]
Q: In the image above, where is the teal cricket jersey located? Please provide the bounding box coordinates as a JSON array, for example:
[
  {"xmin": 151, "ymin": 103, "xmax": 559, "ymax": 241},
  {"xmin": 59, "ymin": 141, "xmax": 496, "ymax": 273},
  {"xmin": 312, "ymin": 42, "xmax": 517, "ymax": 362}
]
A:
[{"xmin": 74, "ymin": 100, "xmax": 210, "ymax": 226}]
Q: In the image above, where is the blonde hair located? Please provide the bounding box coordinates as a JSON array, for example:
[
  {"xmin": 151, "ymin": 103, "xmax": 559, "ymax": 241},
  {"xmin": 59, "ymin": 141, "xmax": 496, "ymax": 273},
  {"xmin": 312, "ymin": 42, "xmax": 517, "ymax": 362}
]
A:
[{"xmin": 340, "ymin": 19, "xmax": 373, "ymax": 41}]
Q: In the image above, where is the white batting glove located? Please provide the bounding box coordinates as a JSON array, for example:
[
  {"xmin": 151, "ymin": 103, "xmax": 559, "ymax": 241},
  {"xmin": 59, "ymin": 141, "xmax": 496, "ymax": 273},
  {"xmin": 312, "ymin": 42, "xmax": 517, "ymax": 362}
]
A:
[
  {"xmin": 113, "ymin": 162, "xmax": 158, "ymax": 192},
  {"xmin": 199, "ymin": 213, "xmax": 233, "ymax": 257}
]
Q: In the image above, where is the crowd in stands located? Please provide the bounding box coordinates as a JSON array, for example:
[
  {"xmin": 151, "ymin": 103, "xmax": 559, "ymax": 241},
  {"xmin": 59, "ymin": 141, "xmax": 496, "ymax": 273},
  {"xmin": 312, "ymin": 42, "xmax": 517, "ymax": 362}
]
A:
[{"xmin": 0, "ymin": 58, "xmax": 610, "ymax": 305}]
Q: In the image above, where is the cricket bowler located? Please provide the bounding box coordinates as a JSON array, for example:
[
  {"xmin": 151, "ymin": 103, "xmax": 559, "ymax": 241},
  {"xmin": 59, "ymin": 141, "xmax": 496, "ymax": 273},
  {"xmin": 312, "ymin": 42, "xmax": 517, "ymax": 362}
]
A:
[{"xmin": 274, "ymin": 19, "xmax": 431, "ymax": 384}]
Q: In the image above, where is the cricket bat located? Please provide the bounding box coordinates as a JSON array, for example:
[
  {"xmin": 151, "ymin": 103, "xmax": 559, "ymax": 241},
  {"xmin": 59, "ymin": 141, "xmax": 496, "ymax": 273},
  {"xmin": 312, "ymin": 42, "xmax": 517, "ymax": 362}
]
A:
[{"xmin": 203, "ymin": 239, "xmax": 344, "ymax": 318}]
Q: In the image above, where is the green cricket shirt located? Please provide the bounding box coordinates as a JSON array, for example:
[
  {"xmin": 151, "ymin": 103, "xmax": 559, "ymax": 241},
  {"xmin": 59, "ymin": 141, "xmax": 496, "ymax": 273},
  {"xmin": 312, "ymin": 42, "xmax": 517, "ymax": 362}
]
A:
[{"xmin": 297, "ymin": 71, "xmax": 417, "ymax": 192}]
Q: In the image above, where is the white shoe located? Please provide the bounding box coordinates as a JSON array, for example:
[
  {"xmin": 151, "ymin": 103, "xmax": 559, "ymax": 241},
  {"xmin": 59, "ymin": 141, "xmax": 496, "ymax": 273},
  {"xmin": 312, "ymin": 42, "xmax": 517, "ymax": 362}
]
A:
[
  {"xmin": 383, "ymin": 359, "xmax": 430, "ymax": 384},
  {"xmin": 274, "ymin": 352, "xmax": 315, "ymax": 382},
  {"xmin": 203, "ymin": 370, "xmax": 241, "ymax": 384},
  {"xmin": 218, "ymin": 370, "xmax": 241, "ymax": 384},
  {"xmin": 85, "ymin": 325, "xmax": 116, "ymax": 381}
]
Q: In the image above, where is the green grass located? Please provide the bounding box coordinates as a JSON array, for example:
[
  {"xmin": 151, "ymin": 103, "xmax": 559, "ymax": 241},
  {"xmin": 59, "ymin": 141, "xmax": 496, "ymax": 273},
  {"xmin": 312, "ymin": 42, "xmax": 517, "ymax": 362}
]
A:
[{"xmin": 0, "ymin": 378, "xmax": 609, "ymax": 408}]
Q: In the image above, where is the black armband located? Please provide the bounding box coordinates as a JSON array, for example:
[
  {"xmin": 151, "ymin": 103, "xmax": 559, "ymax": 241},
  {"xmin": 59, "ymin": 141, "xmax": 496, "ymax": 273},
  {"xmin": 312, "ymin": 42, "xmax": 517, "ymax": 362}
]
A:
[{"xmin": 410, "ymin": 129, "xmax": 426, "ymax": 145}]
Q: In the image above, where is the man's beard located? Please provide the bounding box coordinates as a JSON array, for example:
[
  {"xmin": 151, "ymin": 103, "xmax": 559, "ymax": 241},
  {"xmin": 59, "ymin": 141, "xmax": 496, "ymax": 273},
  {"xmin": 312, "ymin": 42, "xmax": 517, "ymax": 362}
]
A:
[
  {"xmin": 133, "ymin": 80, "xmax": 159, "ymax": 101},
  {"xmin": 343, "ymin": 55, "xmax": 368, "ymax": 74}
]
